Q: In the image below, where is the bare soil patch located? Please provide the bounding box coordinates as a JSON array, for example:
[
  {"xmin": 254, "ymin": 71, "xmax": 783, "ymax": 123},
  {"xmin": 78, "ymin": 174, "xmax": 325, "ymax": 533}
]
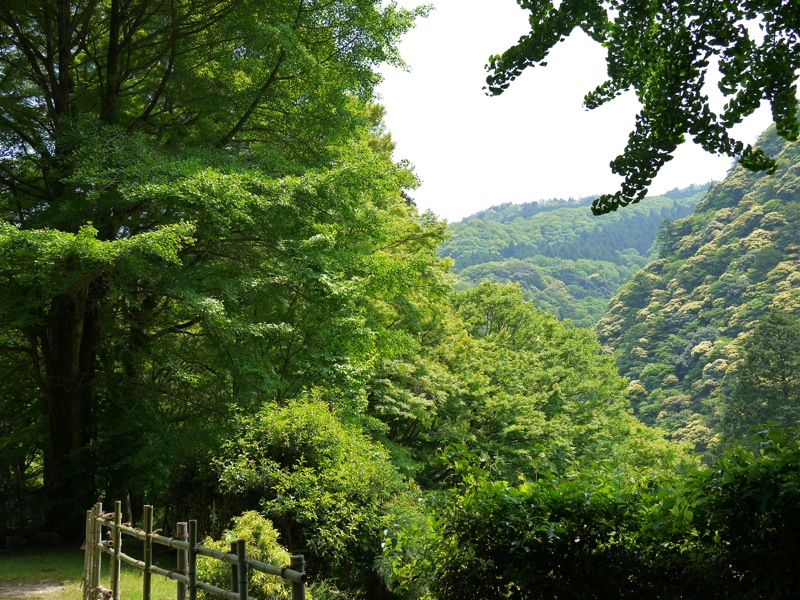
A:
[{"xmin": 0, "ymin": 580, "xmax": 72, "ymax": 599}]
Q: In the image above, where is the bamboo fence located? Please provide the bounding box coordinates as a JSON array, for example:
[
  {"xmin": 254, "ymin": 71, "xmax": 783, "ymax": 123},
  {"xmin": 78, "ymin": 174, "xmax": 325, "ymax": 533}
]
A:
[{"xmin": 83, "ymin": 501, "xmax": 306, "ymax": 600}]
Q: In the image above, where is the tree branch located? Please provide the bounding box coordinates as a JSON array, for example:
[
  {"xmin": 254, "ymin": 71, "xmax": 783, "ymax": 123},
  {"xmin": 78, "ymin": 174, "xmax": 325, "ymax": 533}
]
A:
[{"xmin": 215, "ymin": 49, "xmax": 287, "ymax": 148}]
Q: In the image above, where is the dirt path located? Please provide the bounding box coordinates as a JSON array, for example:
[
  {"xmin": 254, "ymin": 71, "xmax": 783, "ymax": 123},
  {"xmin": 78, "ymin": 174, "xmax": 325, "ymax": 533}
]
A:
[{"xmin": 0, "ymin": 581, "xmax": 74, "ymax": 599}]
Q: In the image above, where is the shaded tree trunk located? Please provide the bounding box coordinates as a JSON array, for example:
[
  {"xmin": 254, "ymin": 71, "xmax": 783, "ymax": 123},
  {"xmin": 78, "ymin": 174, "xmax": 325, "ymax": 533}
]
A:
[{"xmin": 38, "ymin": 283, "xmax": 103, "ymax": 538}]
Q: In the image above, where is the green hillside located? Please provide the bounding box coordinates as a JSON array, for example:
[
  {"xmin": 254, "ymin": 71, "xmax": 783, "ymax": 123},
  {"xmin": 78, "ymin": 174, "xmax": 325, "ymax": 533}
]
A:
[
  {"xmin": 441, "ymin": 188, "xmax": 706, "ymax": 327},
  {"xmin": 596, "ymin": 127, "xmax": 800, "ymax": 450}
]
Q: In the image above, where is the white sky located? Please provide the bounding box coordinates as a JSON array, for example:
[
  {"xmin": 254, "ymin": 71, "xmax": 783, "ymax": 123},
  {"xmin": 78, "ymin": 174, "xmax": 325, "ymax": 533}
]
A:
[{"xmin": 377, "ymin": 0, "xmax": 773, "ymax": 222}]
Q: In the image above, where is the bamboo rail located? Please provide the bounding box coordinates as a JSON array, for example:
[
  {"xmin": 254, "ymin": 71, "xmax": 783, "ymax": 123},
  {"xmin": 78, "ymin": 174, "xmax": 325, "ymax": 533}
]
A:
[{"xmin": 82, "ymin": 501, "xmax": 306, "ymax": 600}]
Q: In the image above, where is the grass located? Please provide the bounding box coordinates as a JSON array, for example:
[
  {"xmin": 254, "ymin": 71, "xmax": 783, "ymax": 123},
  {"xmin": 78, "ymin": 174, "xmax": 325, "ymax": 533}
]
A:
[
  {"xmin": 0, "ymin": 548, "xmax": 82, "ymax": 583},
  {"xmin": 0, "ymin": 548, "xmax": 177, "ymax": 599}
]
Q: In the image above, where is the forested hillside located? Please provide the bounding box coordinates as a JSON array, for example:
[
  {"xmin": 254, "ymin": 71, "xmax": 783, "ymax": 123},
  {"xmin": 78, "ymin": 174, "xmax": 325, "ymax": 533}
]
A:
[
  {"xmin": 441, "ymin": 188, "xmax": 705, "ymax": 326},
  {"xmin": 597, "ymin": 127, "xmax": 800, "ymax": 450}
]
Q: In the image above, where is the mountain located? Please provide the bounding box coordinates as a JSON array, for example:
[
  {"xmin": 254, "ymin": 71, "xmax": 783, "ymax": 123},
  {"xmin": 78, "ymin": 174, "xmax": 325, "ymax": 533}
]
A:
[
  {"xmin": 595, "ymin": 127, "xmax": 800, "ymax": 450},
  {"xmin": 440, "ymin": 187, "xmax": 707, "ymax": 327}
]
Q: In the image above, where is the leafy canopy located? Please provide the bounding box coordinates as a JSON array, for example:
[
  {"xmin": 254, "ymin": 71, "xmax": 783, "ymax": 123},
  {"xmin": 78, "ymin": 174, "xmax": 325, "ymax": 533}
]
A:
[
  {"xmin": 486, "ymin": 0, "xmax": 800, "ymax": 214},
  {"xmin": 0, "ymin": 0, "xmax": 427, "ymax": 537}
]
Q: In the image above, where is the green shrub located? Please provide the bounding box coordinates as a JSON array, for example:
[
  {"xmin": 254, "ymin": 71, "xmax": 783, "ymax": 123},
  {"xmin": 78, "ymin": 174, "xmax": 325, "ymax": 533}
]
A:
[
  {"xmin": 197, "ymin": 511, "xmax": 294, "ymax": 600},
  {"xmin": 216, "ymin": 394, "xmax": 408, "ymax": 594}
]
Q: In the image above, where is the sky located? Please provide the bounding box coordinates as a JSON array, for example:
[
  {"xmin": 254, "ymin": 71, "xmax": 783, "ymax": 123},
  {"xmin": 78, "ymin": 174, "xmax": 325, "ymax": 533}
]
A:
[{"xmin": 377, "ymin": 0, "xmax": 773, "ymax": 222}]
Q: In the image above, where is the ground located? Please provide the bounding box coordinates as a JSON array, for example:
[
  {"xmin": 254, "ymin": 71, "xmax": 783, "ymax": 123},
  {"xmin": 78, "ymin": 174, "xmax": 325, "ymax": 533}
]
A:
[
  {"xmin": 0, "ymin": 581, "xmax": 75, "ymax": 599},
  {"xmin": 0, "ymin": 546, "xmax": 83, "ymax": 600}
]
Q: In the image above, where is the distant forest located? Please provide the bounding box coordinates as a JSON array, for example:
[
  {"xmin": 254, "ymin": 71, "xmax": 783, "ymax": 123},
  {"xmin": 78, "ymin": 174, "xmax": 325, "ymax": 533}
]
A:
[{"xmin": 441, "ymin": 185, "xmax": 709, "ymax": 326}]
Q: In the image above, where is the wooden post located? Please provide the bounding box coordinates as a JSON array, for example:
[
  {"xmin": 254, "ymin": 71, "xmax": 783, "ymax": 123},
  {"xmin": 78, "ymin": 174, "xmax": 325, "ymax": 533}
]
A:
[
  {"xmin": 143, "ymin": 505, "xmax": 154, "ymax": 600},
  {"xmin": 92, "ymin": 502, "xmax": 102, "ymax": 595},
  {"xmin": 188, "ymin": 520, "xmax": 197, "ymax": 600},
  {"xmin": 176, "ymin": 522, "xmax": 188, "ymax": 600},
  {"xmin": 112, "ymin": 500, "xmax": 122, "ymax": 600},
  {"xmin": 83, "ymin": 509, "xmax": 92, "ymax": 600},
  {"xmin": 230, "ymin": 541, "xmax": 239, "ymax": 594},
  {"xmin": 236, "ymin": 538, "xmax": 248, "ymax": 600},
  {"xmin": 290, "ymin": 555, "xmax": 306, "ymax": 600}
]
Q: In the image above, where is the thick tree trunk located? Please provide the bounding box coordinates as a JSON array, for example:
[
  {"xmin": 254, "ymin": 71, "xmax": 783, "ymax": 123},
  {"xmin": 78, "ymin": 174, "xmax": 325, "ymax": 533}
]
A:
[{"xmin": 39, "ymin": 283, "xmax": 102, "ymax": 538}]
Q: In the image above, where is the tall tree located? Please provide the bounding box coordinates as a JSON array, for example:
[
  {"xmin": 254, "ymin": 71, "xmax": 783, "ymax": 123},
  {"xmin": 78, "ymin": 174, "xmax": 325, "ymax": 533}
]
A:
[
  {"xmin": 486, "ymin": 0, "xmax": 800, "ymax": 214},
  {"xmin": 0, "ymin": 0, "xmax": 422, "ymax": 534},
  {"xmin": 722, "ymin": 308, "xmax": 800, "ymax": 439}
]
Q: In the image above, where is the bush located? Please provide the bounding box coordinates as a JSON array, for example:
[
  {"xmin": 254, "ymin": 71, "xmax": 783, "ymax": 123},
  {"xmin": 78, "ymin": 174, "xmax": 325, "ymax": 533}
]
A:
[
  {"xmin": 215, "ymin": 394, "xmax": 410, "ymax": 596},
  {"xmin": 385, "ymin": 433, "xmax": 800, "ymax": 599},
  {"xmin": 197, "ymin": 511, "xmax": 294, "ymax": 600}
]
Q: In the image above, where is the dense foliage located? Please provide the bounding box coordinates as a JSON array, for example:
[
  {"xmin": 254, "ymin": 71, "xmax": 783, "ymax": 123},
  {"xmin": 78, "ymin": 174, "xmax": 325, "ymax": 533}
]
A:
[
  {"xmin": 213, "ymin": 396, "xmax": 410, "ymax": 593},
  {"xmin": 367, "ymin": 282, "xmax": 683, "ymax": 486},
  {"xmin": 2, "ymin": 1, "xmax": 798, "ymax": 598},
  {"xmin": 721, "ymin": 308, "xmax": 800, "ymax": 439},
  {"xmin": 487, "ymin": 0, "xmax": 800, "ymax": 213},
  {"xmin": 442, "ymin": 190, "xmax": 703, "ymax": 326},
  {"xmin": 384, "ymin": 428, "xmax": 800, "ymax": 600},
  {"xmin": 0, "ymin": 0, "xmax": 427, "ymax": 538},
  {"xmin": 198, "ymin": 511, "xmax": 293, "ymax": 600},
  {"xmin": 597, "ymin": 128, "xmax": 800, "ymax": 450},
  {"xmin": 0, "ymin": 3, "xmax": 688, "ymax": 595}
]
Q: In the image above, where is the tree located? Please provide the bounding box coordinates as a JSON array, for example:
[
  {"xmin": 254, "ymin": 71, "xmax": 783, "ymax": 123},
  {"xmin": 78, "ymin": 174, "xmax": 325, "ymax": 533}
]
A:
[
  {"xmin": 368, "ymin": 282, "xmax": 683, "ymax": 485},
  {"xmin": 722, "ymin": 308, "xmax": 800, "ymax": 439},
  {"xmin": 0, "ymin": 0, "xmax": 423, "ymax": 535},
  {"xmin": 486, "ymin": 0, "xmax": 800, "ymax": 214}
]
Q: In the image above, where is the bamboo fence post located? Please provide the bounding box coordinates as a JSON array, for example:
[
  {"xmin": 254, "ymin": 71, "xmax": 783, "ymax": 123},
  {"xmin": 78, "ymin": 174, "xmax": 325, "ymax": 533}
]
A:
[
  {"xmin": 230, "ymin": 541, "xmax": 239, "ymax": 594},
  {"xmin": 83, "ymin": 509, "xmax": 92, "ymax": 600},
  {"xmin": 188, "ymin": 520, "xmax": 198, "ymax": 600},
  {"xmin": 92, "ymin": 502, "xmax": 102, "ymax": 595},
  {"xmin": 112, "ymin": 500, "xmax": 122, "ymax": 600},
  {"xmin": 290, "ymin": 555, "xmax": 306, "ymax": 600},
  {"xmin": 236, "ymin": 538, "xmax": 248, "ymax": 600},
  {"xmin": 176, "ymin": 522, "xmax": 188, "ymax": 600},
  {"xmin": 143, "ymin": 505, "xmax": 154, "ymax": 600}
]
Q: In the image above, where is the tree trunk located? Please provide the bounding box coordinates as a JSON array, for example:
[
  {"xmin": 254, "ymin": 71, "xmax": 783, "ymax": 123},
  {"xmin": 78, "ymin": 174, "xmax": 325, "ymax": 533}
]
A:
[{"xmin": 39, "ymin": 282, "xmax": 103, "ymax": 538}]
